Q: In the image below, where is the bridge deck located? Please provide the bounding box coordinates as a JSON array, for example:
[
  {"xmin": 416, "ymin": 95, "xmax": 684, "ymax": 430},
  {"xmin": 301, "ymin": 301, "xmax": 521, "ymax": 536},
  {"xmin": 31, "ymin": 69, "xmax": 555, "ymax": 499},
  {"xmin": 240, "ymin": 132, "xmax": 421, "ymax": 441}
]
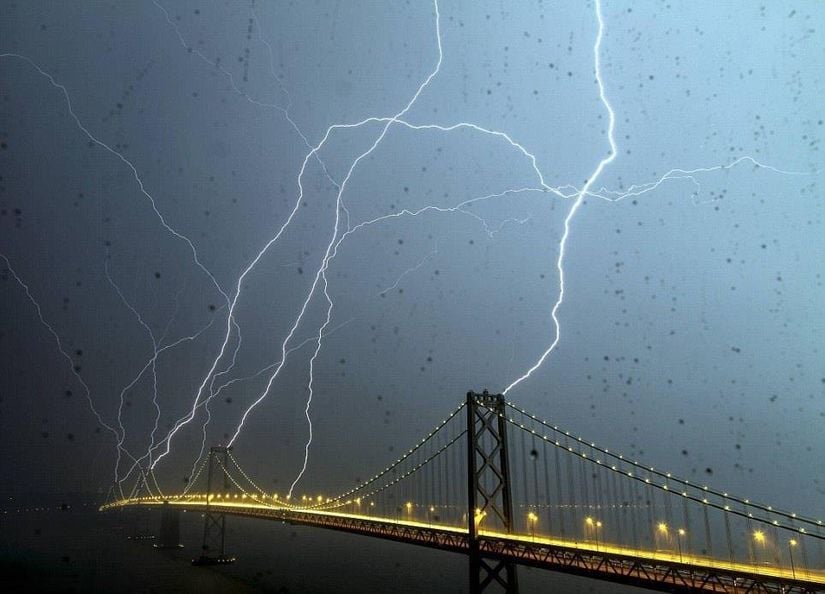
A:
[{"xmin": 103, "ymin": 498, "xmax": 825, "ymax": 593}]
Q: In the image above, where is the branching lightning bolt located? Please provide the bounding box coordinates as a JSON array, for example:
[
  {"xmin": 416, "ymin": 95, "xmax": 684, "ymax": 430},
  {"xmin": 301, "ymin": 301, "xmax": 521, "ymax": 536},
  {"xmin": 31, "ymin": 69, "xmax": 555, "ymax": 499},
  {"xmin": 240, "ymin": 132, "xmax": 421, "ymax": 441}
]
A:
[
  {"xmin": 0, "ymin": 51, "xmax": 233, "ymax": 482},
  {"xmin": 143, "ymin": 1, "xmax": 361, "ymax": 470},
  {"xmin": 0, "ymin": 53, "xmax": 229, "ymax": 305},
  {"xmin": 0, "ymin": 253, "xmax": 130, "ymax": 489},
  {"xmin": 240, "ymin": 0, "xmax": 445, "ymax": 498},
  {"xmin": 5, "ymin": 1, "xmax": 821, "ymax": 499},
  {"xmin": 104, "ymin": 260, "xmax": 222, "ymax": 485},
  {"xmin": 377, "ymin": 242, "xmax": 439, "ymax": 298},
  {"xmin": 104, "ymin": 259, "xmax": 158, "ymax": 483},
  {"xmin": 503, "ymin": 0, "xmax": 616, "ymax": 395}
]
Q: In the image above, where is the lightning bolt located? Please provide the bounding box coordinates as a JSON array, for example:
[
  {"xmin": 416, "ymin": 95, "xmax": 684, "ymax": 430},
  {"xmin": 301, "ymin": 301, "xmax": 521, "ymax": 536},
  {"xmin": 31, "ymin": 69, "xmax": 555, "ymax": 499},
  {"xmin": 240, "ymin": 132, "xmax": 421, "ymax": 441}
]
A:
[
  {"xmin": 377, "ymin": 242, "xmax": 439, "ymax": 298},
  {"xmin": 113, "ymin": 308, "xmax": 223, "ymax": 488},
  {"xmin": 0, "ymin": 53, "xmax": 228, "ymax": 304},
  {"xmin": 104, "ymin": 260, "xmax": 222, "ymax": 484},
  {"xmin": 242, "ymin": 0, "xmax": 445, "ymax": 498},
  {"xmin": 147, "ymin": 0, "xmax": 599, "ymax": 473},
  {"xmin": 2, "ymin": 26, "xmax": 346, "ymax": 478},
  {"xmin": 104, "ymin": 259, "xmax": 158, "ymax": 483},
  {"xmin": 0, "ymin": 253, "xmax": 132, "ymax": 490},
  {"xmin": 143, "ymin": 0, "xmax": 357, "ymax": 468},
  {"xmin": 0, "ymin": 51, "xmax": 232, "ymax": 482},
  {"xmin": 226, "ymin": 0, "xmax": 818, "ymax": 494},
  {"xmin": 148, "ymin": 1, "xmax": 449, "ymax": 475},
  {"xmin": 6, "ymin": 1, "xmax": 819, "ymax": 497},
  {"xmin": 165, "ymin": 318, "xmax": 352, "ymax": 488},
  {"xmin": 150, "ymin": 0, "xmax": 341, "ymax": 186},
  {"xmin": 590, "ymin": 155, "xmax": 821, "ymax": 204},
  {"xmin": 209, "ymin": 319, "xmax": 354, "ymax": 404},
  {"xmin": 503, "ymin": 0, "xmax": 616, "ymax": 395}
]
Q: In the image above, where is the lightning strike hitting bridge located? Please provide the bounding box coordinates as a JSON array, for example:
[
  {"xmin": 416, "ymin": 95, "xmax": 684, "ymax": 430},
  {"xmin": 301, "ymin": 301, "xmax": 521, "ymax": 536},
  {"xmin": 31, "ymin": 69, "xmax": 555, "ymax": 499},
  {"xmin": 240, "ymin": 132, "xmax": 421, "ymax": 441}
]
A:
[{"xmin": 102, "ymin": 392, "xmax": 825, "ymax": 593}]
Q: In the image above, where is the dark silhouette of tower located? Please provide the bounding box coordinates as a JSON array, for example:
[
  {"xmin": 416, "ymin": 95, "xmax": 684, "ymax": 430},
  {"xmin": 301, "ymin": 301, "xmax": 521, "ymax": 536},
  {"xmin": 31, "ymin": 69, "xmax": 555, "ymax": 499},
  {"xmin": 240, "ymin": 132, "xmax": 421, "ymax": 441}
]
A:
[
  {"xmin": 466, "ymin": 390, "xmax": 519, "ymax": 593},
  {"xmin": 192, "ymin": 446, "xmax": 235, "ymax": 565}
]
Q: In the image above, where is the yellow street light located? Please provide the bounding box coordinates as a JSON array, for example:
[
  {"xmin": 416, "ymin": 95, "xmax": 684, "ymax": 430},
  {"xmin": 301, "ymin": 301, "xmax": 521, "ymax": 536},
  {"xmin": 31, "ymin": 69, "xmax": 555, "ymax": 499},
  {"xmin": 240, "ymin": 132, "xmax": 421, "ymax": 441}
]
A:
[
  {"xmin": 585, "ymin": 517, "xmax": 602, "ymax": 550},
  {"xmin": 527, "ymin": 512, "xmax": 538, "ymax": 538},
  {"xmin": 753, "ymin": 530, "xmax": 765, "ymax": 543},
  {"xmin": 657, "ymin": 522, "xmax": 668, "ymax": 535},
  {"xmin": 677, "ymin": 528, "xmax": 686, "ymax": 562},
  {"xmin": 474, "ymin": 508, "xmax": 487, "ymax": 530},
  {"xmin": 788, "ymin": 539, "xmax": 798, "ymax": 579}
]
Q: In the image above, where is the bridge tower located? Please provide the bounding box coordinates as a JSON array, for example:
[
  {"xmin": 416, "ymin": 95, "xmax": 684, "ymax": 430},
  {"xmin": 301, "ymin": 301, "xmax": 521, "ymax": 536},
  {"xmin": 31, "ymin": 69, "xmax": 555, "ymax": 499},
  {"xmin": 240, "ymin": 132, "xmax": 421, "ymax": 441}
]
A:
[
  {"xmin": 193, "ymin": 446, "xmax": 236, "ymax": 565},
  {"xmin": 466, "ymin": 390, "xmax": 519, "ymax": 594}
]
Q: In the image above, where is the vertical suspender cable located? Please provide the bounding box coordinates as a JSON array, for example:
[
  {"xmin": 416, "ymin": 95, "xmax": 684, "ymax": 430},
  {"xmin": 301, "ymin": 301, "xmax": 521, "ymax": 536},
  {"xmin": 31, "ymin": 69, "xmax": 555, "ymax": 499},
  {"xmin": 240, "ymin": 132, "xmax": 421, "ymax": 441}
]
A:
[
  {"xmin": 682, "ymin": 495, "xmax": 692, "ymax": 558},
  {"xmin": 645, "ymin": 478, "xmax": 656, "ymax": 549},
  {"xmin": 630, "ymin": 475, "xmax": 641, "ymax": 549},
  {"xmin": 565, "ymin": 435, "xmax": 579, "ymax": 539},
  {"xmin": 580, "ymin": 448, "xmax": 591, "ymax": 524},
  {"xmin": 554, "ymin": 441, "xmax": 566, "ymax": 538},
  {"xmin": 520, "ymin": 414, "xmax": 529, "ymax": 516},
  {"xmin": 722, "ymin": 497, "xmax": 735, "ymax": 563},
  {"xmin": 542, "ymin": 434, "xmax": 552, "ymax": 536},
  {"xmin": 703, "ymin": 501, "xmax": 713, "ymax": 558},
  {"xmin": 532, "ymin": 431, "xmax": 540, "ymax": 518}
]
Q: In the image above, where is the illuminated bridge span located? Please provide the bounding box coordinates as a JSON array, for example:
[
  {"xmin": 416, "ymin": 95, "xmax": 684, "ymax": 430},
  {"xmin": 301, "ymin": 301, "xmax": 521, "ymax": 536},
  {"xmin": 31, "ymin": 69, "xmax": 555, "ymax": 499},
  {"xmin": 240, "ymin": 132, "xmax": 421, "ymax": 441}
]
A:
[{"xmin": 103, "ymin": 392, "xmax": 825, "ymax": 593}]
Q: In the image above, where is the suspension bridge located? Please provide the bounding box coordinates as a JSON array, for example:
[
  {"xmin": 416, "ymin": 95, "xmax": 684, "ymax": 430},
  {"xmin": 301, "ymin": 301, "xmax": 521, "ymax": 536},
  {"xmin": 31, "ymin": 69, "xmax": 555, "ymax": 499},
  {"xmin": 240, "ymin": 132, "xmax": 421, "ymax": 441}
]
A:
[{"xmin": 102, "ymin": 391, "xmax": 825, "ymax": 593}]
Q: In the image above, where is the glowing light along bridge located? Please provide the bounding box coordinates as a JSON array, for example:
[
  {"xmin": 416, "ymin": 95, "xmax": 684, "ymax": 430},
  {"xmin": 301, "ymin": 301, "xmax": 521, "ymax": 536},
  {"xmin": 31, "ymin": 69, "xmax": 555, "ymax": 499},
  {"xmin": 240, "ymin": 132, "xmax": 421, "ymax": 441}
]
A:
[{"xmin": 103, "ymin": 392, "xmax": 825, "ymax": 593}]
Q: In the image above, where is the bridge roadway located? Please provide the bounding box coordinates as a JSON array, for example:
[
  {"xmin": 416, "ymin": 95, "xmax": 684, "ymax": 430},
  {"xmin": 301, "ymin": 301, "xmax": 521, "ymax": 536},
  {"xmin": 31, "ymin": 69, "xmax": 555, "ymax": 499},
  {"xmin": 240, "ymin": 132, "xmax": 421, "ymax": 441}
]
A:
[{"xmin": 105, "ymin": 497, "xmax": 825, "ymax": 593}]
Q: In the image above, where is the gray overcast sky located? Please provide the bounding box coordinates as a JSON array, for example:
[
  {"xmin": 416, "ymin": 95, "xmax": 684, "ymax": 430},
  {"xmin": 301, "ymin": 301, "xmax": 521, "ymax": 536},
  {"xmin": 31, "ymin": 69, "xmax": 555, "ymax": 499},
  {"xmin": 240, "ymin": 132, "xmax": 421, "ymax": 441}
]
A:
[{"xmin": 0, "ymin": 1, "xmax": 822, "ymax": 520}]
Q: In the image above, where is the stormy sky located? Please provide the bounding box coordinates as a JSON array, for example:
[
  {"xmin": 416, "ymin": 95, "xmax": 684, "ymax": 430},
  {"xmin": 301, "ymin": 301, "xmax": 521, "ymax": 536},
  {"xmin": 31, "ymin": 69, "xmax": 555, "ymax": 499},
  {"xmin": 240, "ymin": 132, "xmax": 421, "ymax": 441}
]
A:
[{"xmin": 1, "ymin": 0, "xmax": 823, "ymax": 526}]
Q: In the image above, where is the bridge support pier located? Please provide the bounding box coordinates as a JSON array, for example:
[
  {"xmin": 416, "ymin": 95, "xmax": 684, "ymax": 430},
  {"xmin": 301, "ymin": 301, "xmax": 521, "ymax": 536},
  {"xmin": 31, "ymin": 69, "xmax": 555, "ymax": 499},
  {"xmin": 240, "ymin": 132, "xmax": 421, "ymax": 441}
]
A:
[
  {"xmin": 193, "ymin": 446, "xmax": 236, "ymax": 565},
  {"xmin": 125, "ymin": 469, "xmax": 155, "ymax": 542},
  {"xmin": 125, "ymin": 506, "xmax": 155, "ymax": 542},
  {"xmin": 467, "ymin": 390, "xmax": 519, "ymax": 594},
  {"xmin": 154, "ymin": 503, "xmax": 183, "ymax": 549}
]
